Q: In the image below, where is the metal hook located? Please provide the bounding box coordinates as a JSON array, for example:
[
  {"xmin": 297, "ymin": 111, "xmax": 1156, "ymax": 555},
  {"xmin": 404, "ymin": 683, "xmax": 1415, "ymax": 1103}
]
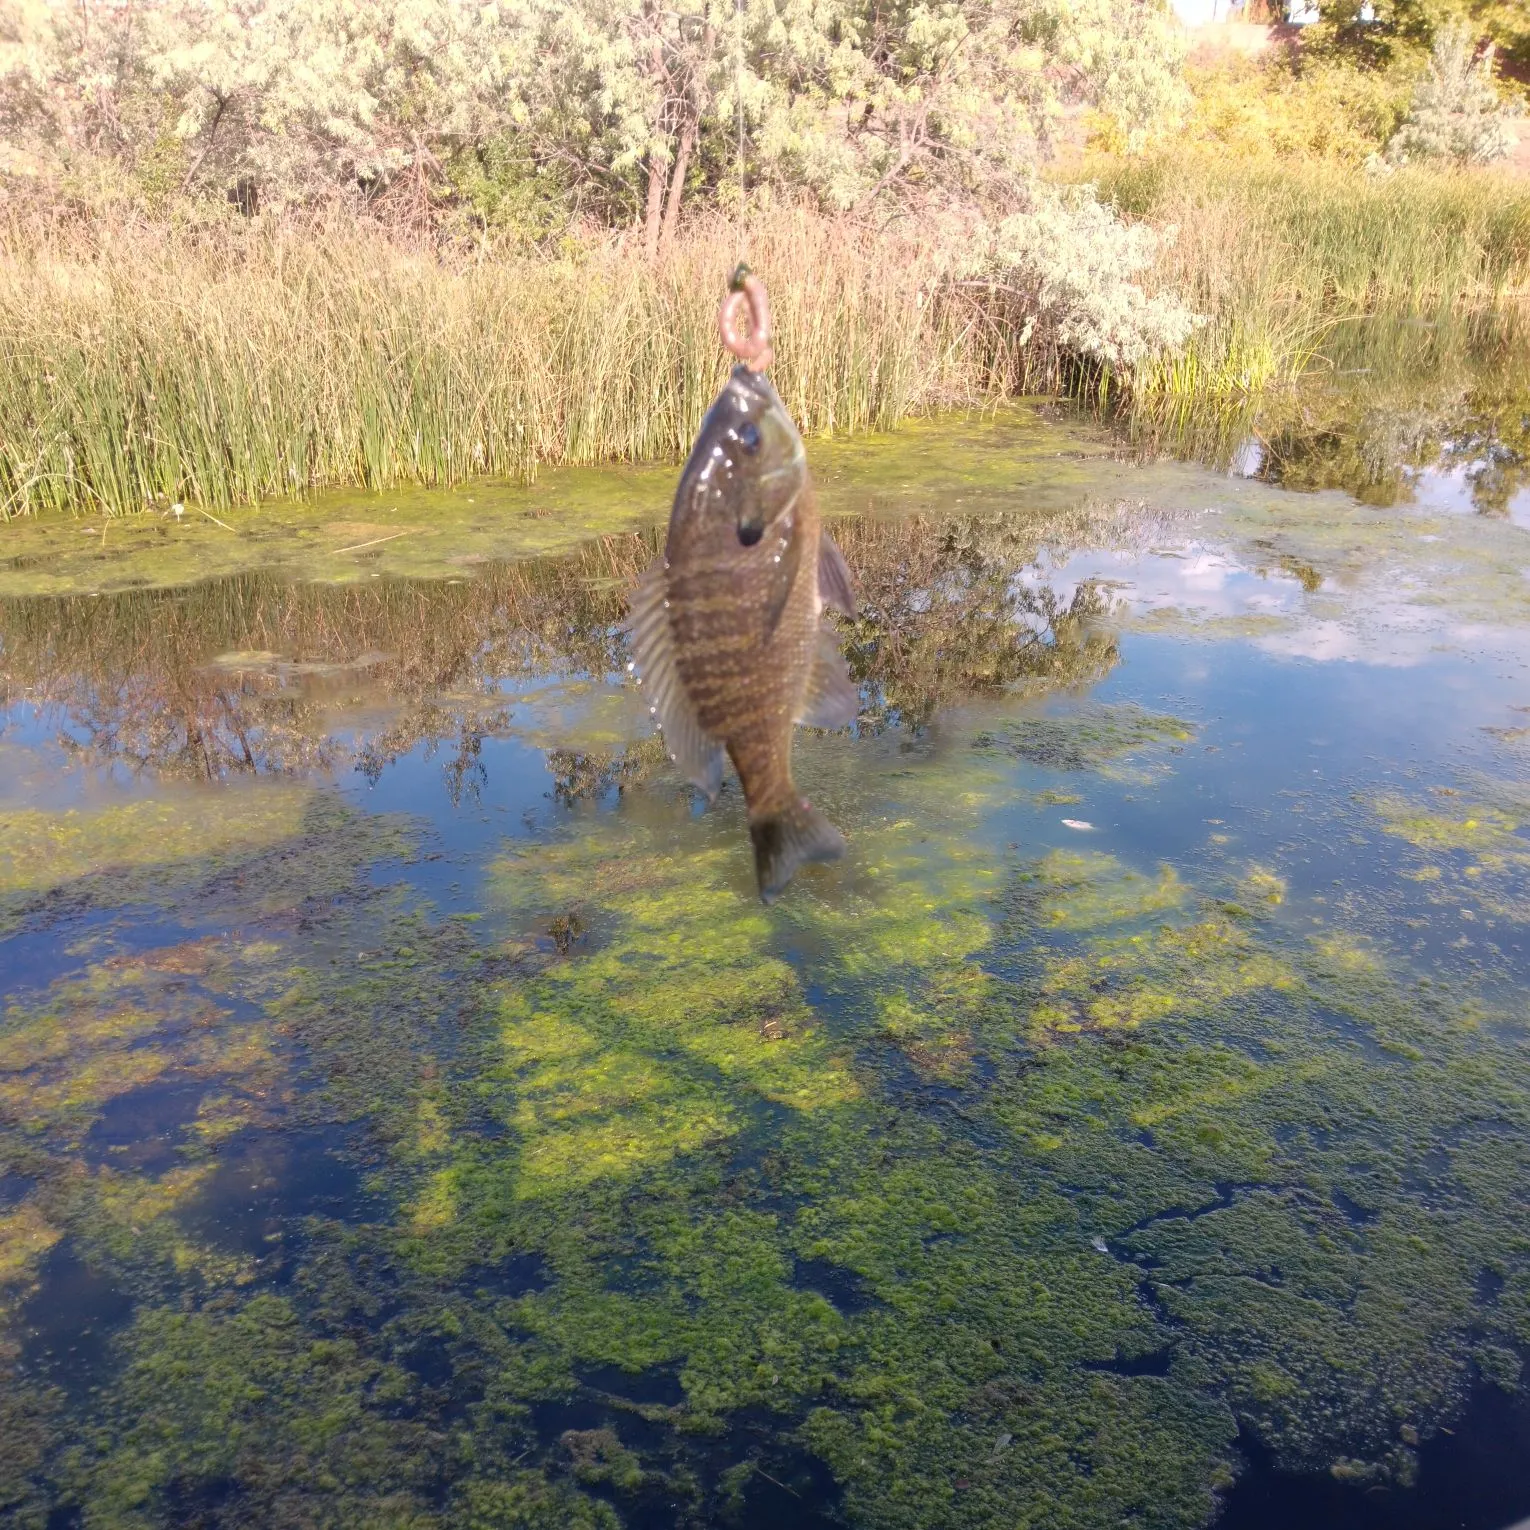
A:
[{"xmin": 718, "ymin": 262, "xmax": 773, "ymax": 372}]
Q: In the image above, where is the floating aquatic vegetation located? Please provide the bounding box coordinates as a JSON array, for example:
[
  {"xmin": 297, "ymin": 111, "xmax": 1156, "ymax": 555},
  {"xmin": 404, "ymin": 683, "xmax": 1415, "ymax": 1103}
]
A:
[
  {"xmin": 2, "ymin": 808, "xmax": 1524, "ymax": 1529},
  {"xmin": 1237, "ymin": 866, "xmax": 1287, "ymax": 908},
  {"xmin": 0, "ymin": 404, "xmax": 1125, "ymax": 602},
  {"xmin": 1374, "ymin": 792, "xmax": 1528, "ymax": 866},
  {"xmin": 1369, "ymin": 785, "xmax": 1530, "ymax": 928},
  {"xmin": 2, "ymin": 431, "xmax": 1530, "ymax": 1528},
  {"xmin": 975, "ymin": 703, "xmax": 1193, "ymax": 775},
  {"xmin": 0, "ymin": 790, "xmax": 315, "ymax": 932},
  {"xmin": 0, "ymin": 1202, "xmax": 59, "ymax": 1289},
  {"xmin": 71, "ymin": 1293, "xmax": 448, "ymax": 1525}
]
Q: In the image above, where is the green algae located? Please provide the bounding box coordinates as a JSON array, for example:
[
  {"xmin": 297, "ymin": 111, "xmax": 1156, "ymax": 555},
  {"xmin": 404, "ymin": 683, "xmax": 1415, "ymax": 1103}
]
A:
[
  {"xmin": 0, "ymin": 476, "xmax": 668, "ymax": 600},
  {"xmin": 0, "ymin": 791, "xmax": 590, "ymax": 1529},
  {"xmin": 0, "ymin": 1203, "xmax": 60, "ymax": 1287},
  {"xmin": 0, "ymin": 790, "xmax": 311, "ymax": 921},
  {"xmin": 1369, "ymin": 787, "xmax": 1530, "ymax": 929},
  {"xmin": 5, "ymin": 748, "xmax": 1529, "ymax": 1529},
  {"xmin": 304, "ymin": 753, "xmax": 1514, "ymax": 1525},
  {"xmin": 0, "ymin": 1375, "xmax": 57, "ymax": 1528},
  {"xmin": 0, "ymin": 402, "xmax": 1230, "ymax": 601},
  {"xmin": 0, "ymin": 790, "xmax": 413, "ymax": 941},
  {"xmin": 69, "ymin": 1293, "xmax": 447, "ymax": 1528},
  {"xmin": 0, "ymin": 401, "xmax": 1118, "ymax": 599},
  {"xmin": 976, "ymin": 703, "xmax": 1194, "ymax": 774},
  {"xmin": 1375, "ymin": 794, "xmax": 1528, "ymax": 866},
  {"xmin": 2, "ymin": 456, "xmax": 1530, "ymax": 1529}
]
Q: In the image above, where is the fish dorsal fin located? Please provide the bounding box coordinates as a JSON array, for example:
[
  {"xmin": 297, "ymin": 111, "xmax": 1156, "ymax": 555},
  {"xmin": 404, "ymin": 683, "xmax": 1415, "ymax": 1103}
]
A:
[
  {"xmin": 796, "ymin": 624, "xmax": 859, "ymax": 730},
  {"xmin": 626, "ymin": 557, "xmax": 725, "ymax": 800},
  {"xmin": 818, "ymin": 531, "xmax": 856, "ymax": 615}
]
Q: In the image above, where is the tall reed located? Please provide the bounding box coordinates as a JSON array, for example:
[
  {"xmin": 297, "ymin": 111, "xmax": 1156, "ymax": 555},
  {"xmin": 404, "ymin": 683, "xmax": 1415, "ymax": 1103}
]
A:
[
  {"xmin": 1093, "ymin": 155, "xmax": 1530, "ymax": 396},
  {"xmin": 0, "ymin": 213, "xmax": 992, "ymax": 520},
  {"xmin": 4, "ymin": 161, "xmax": 1528, "ymax": 519}
]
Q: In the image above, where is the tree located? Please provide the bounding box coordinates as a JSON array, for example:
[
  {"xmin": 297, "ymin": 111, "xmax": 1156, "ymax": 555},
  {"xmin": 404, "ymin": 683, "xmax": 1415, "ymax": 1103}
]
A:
[
  {"xmin": 0, "ymin": 0, "xmax": 1190, "ymax": 234},
  {"xmin": 1385, "ymin": 21, "xmax": 1518, "ymax": 165},
  {"xmin": 1311, "ymin": 0, "xmax": 1530, "ymax": 72},
  {"xmin": 744, "ymin": 0, "xmax": 1187, "ymax": 211}
]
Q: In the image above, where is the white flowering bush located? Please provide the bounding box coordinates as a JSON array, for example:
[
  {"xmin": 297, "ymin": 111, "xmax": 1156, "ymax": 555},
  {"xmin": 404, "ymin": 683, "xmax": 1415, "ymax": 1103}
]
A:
[
  {"xmin": 969, "ymin": 184, "xmax": 1199, "ymax": 367},
  {"xmin": 0, "ymin": 0, "xmax": 1188, "ymax": 235},
  {"xmin": 1385, "ymin": 24, "xmax": 1519, "ymax": 167}
]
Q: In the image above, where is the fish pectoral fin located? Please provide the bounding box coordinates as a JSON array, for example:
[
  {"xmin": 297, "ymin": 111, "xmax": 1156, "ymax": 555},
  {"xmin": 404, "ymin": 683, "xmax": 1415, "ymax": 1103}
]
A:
[
  {"xmin": 818, "ymin": 531, "xmax": 856, "ymax": 615},
  {"xmin": 626, "ymin": 557, "xmax": 725, "ymax": 800},
  {"xmin": 796, "ymin": 625, "xmax": 859, "ymax": 730},
  {"xmin": 762, "ymin": 516, "xmax": 804, "ymax": 640}
]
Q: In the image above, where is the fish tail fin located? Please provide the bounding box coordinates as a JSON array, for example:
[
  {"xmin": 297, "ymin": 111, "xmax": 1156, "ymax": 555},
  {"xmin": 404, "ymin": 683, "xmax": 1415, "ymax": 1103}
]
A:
[{"xmin": 750, "ymin": 796, "xmax": 846, "ymax": 905}]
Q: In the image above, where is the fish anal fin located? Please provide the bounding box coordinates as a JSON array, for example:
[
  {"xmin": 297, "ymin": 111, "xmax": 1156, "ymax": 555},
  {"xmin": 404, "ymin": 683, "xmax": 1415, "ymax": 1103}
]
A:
[
  {"xmin": 796, "ymin": 625, "xmax": 859, "ymax": 730},
  {"xmin": 626, "ymin": 558, "xmax": 724, "ymax": 799},
  {"xmin": 818, "ymin": 531, "xmax": 856, "ymax": 615}
]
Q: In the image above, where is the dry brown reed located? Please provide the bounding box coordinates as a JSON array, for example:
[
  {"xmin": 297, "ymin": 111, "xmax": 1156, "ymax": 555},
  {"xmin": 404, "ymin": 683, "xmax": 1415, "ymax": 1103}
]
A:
[{"xmin": 0, "ymin": 212, "xmax": 1015, "ymax": 520}]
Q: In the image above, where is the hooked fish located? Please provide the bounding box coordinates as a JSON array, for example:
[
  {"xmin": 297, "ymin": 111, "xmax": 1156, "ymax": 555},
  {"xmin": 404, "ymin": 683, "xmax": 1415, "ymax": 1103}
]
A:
[{"xmin": 627, "ymin": 363, "xmax": 859, "ymax": 903}]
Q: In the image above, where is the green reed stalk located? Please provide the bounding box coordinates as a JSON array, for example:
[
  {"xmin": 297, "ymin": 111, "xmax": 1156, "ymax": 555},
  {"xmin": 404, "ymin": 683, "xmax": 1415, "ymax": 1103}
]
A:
[
  {"xmin": 0, "ymin": 214, "xmax": 987, "ymax": 520},
  {"xmin": 2, "ymin": 167, "xmax": 1526, "ymax": 519},
  {"xmin": 1097, "ymin": 155, "xmax": 1530, "ymax": 401}
]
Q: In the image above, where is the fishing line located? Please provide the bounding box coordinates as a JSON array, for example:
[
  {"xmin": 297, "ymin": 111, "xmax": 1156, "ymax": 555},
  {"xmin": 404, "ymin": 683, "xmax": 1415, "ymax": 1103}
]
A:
[
  {"xmin": 719, "ymin": 0, "xmax": 771, "ymax": 372},
  {"xmin": 734, "ymin": 0, "xmax": 746, "ymax": 258}
]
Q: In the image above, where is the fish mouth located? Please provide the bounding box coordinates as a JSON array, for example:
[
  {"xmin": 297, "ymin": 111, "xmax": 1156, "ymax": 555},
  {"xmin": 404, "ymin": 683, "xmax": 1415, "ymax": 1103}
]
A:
[
  {"xmin": 725, "ymin": 362, "xmax": 772, "ymax": 400},
  {"xmin": 723, "ymin": 372, "xmax": 806, "ymax": 476}
]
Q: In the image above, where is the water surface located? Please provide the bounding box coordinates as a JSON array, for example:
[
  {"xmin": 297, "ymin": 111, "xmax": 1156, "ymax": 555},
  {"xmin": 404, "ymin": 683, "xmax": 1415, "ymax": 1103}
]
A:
[{"xmin": 2, "ymin": 389, "xmax": 1528, "ymax": 1530}]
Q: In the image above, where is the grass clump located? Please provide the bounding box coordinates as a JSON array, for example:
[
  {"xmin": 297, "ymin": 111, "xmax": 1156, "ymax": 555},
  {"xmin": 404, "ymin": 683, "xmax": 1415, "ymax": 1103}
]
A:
[
  {"xmin": 0, "ymin": 212, "xmax": 1083, "ymax": 522},
  {"xmin": 2, "ymin": 161, "xmax": 1525, "ymax": 519},
  {"xmin": 1090, "ymin": 153, "xmax": 1530, "ymax": 397}
]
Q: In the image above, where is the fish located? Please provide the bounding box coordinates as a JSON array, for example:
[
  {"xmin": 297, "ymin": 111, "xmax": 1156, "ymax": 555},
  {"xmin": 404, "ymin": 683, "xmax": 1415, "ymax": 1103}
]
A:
[{"xmin": 627, "ymin": 362, "xmax": 859, "ymax": 903}]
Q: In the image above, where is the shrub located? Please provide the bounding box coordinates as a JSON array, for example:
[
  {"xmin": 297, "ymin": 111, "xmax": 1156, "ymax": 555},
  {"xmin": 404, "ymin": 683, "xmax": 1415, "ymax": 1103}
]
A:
[
  {"xmin": 972, "ymin": 186, "xmax": 1199, "ymax": 368},
  {"xmin": 1384, "ymin": 24, "xmax": 1521, "ymax": 166}
]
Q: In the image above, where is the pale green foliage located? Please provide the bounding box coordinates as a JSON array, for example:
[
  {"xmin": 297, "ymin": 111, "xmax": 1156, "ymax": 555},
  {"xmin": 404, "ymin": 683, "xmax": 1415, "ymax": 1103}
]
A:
[
  {"xmin": 0, "ymin": 0, "xmax": 1187, "ymax": 222},
  {"xmin": 745, "ymin": 0, "xmax": 1188, "ymax": 209},
  {"xmin": 0, "ymin": 0, "xmax": 541, "ymax": 211},
  {"xmin": 972, "ymin": 185, "xmax": 1199, "ymax": 367},
  {"xmin": 1385, "ymin": 23, "xmax": 1519, "ymax": 166},
  {"xmin": 0, "ymin": 0, "xmax": 1195, "ymax": 390}
]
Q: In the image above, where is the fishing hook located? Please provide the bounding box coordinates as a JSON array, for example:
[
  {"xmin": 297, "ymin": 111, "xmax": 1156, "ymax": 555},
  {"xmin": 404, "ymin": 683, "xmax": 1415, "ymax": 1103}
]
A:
[{"xmin": 718, "ymin": 263, "xmax": 773, "ymax": 372}]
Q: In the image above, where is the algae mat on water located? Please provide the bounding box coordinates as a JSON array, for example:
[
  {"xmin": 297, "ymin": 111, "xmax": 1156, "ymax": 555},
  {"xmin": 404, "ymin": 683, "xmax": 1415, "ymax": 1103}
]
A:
[
  {"xmin": 2, "ymin": 421, "xmax": 1530, "ymax": 1528},
  {"xmin": 1, "ymin": 719, "xmax": 1527, "ymax": 1529},
  {"xmin": 0, "ymin": 404, "xmax": 1163, "ymax": 598}
]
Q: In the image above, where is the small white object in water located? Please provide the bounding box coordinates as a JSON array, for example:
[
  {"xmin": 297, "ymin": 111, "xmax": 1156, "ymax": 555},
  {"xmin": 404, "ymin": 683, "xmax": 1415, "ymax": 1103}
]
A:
[
  {"xmin": 1091, "ymin": 1236, "xmax": 1109, "ymax": 1254},
  {"xmin": 1062, "ymin": 819, "xmax": 1095, "ymax": 831}
]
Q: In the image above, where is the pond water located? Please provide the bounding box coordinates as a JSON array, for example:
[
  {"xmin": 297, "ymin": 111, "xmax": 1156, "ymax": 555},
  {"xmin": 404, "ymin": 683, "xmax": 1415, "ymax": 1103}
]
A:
[{"xmin": 2, "ymin": 378, "xmax": 1529, "ymax": 1530}]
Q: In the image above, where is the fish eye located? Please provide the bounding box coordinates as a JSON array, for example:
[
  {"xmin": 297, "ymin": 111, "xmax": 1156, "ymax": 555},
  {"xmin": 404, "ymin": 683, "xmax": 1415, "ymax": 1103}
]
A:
[
  {"xmin": 738, "ymin": 523, "xmax": 764, "ymax": 547},
  {"xmin": 736, "ymin": 421, "xmax": 761, "ymax": 455}
]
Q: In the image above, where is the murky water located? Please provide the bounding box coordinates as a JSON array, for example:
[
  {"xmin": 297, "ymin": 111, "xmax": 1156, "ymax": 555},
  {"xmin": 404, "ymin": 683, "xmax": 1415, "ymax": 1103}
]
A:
[{"xmin": 2, "ymin": 383, "xmax": 1529, "ymax": 1530}]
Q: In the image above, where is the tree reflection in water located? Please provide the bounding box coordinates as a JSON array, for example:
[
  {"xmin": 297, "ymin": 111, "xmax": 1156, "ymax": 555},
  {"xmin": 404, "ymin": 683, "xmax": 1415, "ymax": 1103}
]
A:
[{"xmin": 0, "ymin": 513, "xmax": 1122, "ymax": 790}]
